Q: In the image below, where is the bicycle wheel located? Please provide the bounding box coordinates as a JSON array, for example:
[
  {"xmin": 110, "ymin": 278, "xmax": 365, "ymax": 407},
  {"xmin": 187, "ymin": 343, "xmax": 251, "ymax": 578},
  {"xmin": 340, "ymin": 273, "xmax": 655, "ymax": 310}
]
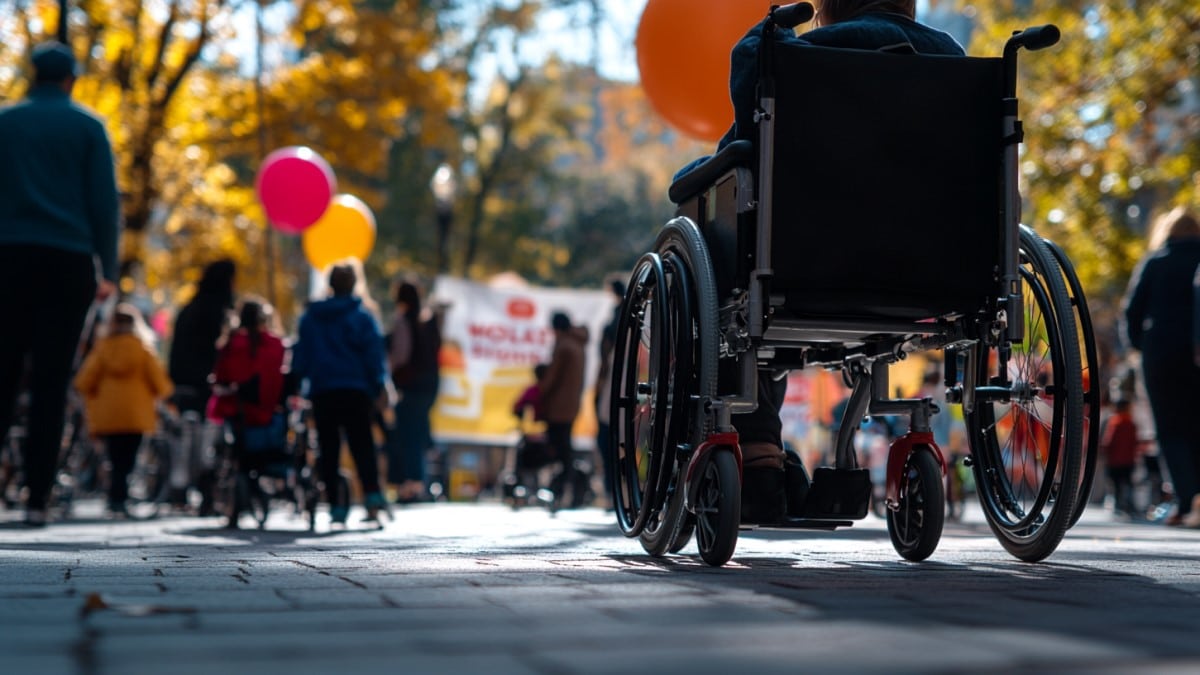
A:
[
  {"xmin": 887, "ymin": 447, "xmax": 945, "ymax": 561},
  {"xmin": 1040, "ymin": 234, "xmax": 1100, "ymax": 528},
  {"xmin": 965, "ymin": 229, "xmax": 1083, "ymax": 562}
]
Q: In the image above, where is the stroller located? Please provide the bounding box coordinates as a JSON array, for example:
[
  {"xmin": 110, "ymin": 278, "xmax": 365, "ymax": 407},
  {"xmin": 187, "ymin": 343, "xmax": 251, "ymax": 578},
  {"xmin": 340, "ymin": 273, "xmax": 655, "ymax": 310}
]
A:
[
  {"xmin": 215, "ymin": 378, "xmax": 322, "ymax": 530},
  {"xmin": 500, "ymin": 428, "xmax": 557, "ymax": 510}
]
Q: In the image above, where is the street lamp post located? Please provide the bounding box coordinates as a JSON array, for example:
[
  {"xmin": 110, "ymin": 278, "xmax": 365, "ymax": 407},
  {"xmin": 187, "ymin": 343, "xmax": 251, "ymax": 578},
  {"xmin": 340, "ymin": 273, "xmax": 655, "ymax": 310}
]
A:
[{"xmin": 430, "ymin": 163, "xmax": 457, "ymax": 275}]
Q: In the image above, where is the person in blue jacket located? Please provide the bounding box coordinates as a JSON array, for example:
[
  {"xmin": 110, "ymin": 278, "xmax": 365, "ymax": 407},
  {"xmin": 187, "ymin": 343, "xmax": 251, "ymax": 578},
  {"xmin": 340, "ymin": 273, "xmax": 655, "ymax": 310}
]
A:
[
  {"xmin": 292, "ymin": 261, "xmax": 390, "ymax": 524},
  {"xmin": 675, "ymin": 0, "xmax": 964, "ymax": 524},
  {"xmin": 0, "ymin": 42, "xmax": 120, "ymax": 527}
]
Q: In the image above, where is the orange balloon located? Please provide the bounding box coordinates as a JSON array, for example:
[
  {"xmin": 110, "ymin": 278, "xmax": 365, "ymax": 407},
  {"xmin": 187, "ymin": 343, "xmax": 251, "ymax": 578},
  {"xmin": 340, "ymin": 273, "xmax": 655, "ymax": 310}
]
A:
[
  {"xmin": 302, "ymin": 194, "xmax": 376, "ymax": 271},
  {"xmin": 636, "ymin": 0, "xmax": 776, "ymax": 142}
]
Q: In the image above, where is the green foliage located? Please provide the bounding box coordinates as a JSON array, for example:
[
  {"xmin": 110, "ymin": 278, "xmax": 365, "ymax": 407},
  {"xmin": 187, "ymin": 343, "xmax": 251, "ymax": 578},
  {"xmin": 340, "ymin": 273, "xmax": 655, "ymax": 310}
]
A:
[{"xmin": 964, "ymin": 0, "xmax": 1200, "ymax": 309}]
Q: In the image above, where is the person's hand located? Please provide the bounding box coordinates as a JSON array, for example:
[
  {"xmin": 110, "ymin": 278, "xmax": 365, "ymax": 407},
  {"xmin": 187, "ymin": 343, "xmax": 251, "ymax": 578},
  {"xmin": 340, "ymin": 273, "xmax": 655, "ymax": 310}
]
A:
[{"xmin": 96, "ymin": 279, "xmax": 117, "ymax": 301}]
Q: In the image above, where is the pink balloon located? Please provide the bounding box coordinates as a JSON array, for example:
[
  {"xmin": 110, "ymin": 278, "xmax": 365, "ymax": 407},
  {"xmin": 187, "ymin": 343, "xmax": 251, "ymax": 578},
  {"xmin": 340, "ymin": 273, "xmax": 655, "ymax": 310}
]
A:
[{"xmin": 255, "ymin": 147, "xmax": 337, "ymax": 234}]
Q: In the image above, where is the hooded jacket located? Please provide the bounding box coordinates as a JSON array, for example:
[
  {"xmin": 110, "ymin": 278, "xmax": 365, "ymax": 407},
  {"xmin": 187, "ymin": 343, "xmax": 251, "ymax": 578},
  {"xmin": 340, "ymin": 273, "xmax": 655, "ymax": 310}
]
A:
[
  {"xmin": 292, "ymin": 295, "xmax": 388, "ymax": 397},
  {"xmin": 539, "ymin": 326, "xmax": 588, "ymax": 424},
  {"xmin": 74, "ymin": 333, "xmax": 174, "ymax": 435}
]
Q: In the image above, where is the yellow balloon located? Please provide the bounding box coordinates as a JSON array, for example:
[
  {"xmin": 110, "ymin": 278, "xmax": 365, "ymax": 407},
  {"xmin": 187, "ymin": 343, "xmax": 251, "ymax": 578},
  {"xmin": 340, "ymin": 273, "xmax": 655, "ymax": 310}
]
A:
[{"xmin": 302, "ymin": 194, "xmax": 376, "ymax": 271}]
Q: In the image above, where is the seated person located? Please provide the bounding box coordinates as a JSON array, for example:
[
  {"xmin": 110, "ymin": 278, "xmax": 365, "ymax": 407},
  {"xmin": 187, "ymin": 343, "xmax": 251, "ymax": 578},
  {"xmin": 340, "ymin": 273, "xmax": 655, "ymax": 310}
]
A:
[
  {"xmin": 676, "ymin": 0, "xmax": 964, "ymax": 180},
  {"xmin": 676, "ymin": 0, "xmax": 964, "ymax": 523}
]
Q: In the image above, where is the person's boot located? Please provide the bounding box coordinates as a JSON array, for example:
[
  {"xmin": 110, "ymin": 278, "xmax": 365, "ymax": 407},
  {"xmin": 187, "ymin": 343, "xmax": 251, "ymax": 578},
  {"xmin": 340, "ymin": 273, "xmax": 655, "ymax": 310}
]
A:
[{"xmin": 741, "ymin": 442, "xmax": 787, "ymax": 524}]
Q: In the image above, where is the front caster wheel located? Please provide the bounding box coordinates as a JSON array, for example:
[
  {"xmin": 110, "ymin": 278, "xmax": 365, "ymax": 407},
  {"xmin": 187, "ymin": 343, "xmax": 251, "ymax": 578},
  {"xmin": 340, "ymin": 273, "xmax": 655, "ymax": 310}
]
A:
[
  {"xmin": 695, "ymin": 450, "xmax": 740, "ymax": 567},
  {"xmin": 887, "ymin": 448, "xmax": 945, "ymax": 561}
]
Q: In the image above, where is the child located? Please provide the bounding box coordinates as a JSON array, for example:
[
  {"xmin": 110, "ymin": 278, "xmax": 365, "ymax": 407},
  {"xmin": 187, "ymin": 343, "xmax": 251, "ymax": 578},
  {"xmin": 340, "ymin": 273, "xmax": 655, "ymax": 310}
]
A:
[
  {"xmin": 210, "ymin": 298, "xmax": 287, "ymax": 431},
  {"xmin": 210, "ymin": 298, "xmax": 287, "ymax": 528},
  {"xmin": 512, "ymin": 363, "xmax": 549, "ymax": 422},
  {"xmin": 74, "ymin": 304, "xmax": 174, "ymax": 517},
  {"xmin": 1100, "ymin": 398, "xmax": 1140, "ymax": 518},
  {"xmin": 292, "ymin": 260, "xmax": 390, "ymax": 525}
]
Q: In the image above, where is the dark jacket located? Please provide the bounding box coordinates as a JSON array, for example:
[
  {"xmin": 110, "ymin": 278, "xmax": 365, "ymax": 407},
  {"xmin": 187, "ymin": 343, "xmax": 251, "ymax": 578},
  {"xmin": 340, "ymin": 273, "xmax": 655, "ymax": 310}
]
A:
[
  {"xmin": 539, "ymin": 327, "xmax": 588, "ymax": 424},
  {"xmin": 677, "ymin": 13, "xmax": 965, "ymax": 179},
  {"xmin": 169, "ymin": 293, "xmax": 231, "ymax": 395},
  {"xmin": 0, "ymin": 84, "xmax": 120, "ymax": 281},
  {"xmin": 1123, "ymin": 239, "xmax": 1200, "ymax": 366},
  {"xmin": 292, "ymin": 296, "xmax": 388, "ymax": 397}
]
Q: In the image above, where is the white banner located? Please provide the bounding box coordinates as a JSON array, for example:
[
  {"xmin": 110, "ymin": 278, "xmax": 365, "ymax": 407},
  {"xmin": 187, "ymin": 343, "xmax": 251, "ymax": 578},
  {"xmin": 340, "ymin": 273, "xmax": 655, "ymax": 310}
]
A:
[{"xmin": 430, "ymin": 275, "xmax": 617, "ymax": 446}]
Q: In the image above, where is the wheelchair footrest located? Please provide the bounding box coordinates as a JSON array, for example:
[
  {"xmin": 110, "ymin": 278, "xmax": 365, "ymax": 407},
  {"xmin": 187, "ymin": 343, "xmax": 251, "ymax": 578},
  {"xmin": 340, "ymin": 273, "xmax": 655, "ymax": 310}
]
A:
[
  {"xmin": 800, "ymin": 467, "xmax": 872, "ymax": 520},
  {"xmin": 740, "ymin": 517, "xmax": 854, "ymax": 531}
]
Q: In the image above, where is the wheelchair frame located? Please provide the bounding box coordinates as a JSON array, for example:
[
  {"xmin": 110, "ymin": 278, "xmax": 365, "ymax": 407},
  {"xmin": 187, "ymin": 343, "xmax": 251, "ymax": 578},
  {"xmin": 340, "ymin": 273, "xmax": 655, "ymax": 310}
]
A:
[{"xmin": 608, "ymin": 4, "xmax": 1097, "ymax": 566}]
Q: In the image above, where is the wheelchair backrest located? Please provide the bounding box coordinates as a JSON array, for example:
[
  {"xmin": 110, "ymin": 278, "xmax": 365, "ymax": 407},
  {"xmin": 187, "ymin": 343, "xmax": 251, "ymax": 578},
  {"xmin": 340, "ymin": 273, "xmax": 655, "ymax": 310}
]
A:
[{"xmin": 768, "ymin": 44, "xmax": 1005, "ymax": 320}]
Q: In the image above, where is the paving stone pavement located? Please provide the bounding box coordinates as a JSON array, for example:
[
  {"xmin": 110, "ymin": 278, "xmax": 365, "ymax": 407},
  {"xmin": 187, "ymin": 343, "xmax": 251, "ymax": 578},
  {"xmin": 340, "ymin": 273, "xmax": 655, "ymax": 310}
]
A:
[{"xmin": 2, "ymin": 500, "xmax": 1199, "ymax": 675}]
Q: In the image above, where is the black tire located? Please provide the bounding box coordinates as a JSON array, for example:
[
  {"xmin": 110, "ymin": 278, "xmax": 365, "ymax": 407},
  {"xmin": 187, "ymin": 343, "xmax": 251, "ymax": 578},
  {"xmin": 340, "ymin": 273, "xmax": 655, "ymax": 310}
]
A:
[
  {"xmin": 1041, "ymin": 234, "xmax": 1100, "ymax": 529},
  {"xmin": 965, "ymin": 230, "xmax": 1083, "ymax": 562},
  {"xmin": 886, "ymin": 447, "xmax": 945, "ymax": 562},
  {"xmin": 695, "ymin": 449, "xmax": 740, "ymax": 567},
  {"xmin": 640, "ymin": 218, "xmax": 720, "ymax": 555}
]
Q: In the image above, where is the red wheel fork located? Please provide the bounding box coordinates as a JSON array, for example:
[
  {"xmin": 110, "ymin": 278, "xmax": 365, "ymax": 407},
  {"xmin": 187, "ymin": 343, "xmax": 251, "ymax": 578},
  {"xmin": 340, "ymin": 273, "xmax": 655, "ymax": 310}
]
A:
[
  {"xmin": 684, "ymin": 431, "xmax": 741, "ymax": 512},
  {"xmin": 885, "ymin": 431, "xmax": 946, "ymax": 510}
]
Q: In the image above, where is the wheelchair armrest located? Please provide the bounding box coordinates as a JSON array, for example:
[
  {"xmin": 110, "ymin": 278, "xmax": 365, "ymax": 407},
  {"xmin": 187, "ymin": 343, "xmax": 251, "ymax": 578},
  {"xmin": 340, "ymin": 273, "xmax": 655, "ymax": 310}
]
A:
[{"xmin": 668, "ymin": 140, "xmax": 755, "ymax": 204}]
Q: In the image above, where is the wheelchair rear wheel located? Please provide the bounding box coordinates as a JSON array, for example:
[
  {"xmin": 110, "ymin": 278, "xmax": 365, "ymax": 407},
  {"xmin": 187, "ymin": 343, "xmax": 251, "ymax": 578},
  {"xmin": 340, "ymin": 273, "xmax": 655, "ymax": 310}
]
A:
[
  {"xmin": 609, "ymin": 253, "xmax": 674, "ymax": 538},
  {"xmin": 886, "ymin": 447, "xmax": 945, "ymax": 561},
  {"xmin": 966, "ymin": 230, "xmax": 1084, "ymax": 562},
  {"xmin": 609, "ymin": 218, "xmax": 720, "ymax": 555},
  {"xmin": 695, "ymin": 449, "xmax": 740, "ymax": 567},
  {"xmin": 639, "ymin": 219, "xmax": 719, "ymax": 556},
  {"xmin": 1041, "ymin": 234, "xmax": 1100, "ymax": 529}
]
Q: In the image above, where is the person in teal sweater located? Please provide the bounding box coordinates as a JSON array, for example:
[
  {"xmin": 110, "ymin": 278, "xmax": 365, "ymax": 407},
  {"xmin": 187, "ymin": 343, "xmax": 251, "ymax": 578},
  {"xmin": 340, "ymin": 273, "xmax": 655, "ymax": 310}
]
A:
[{"xmin": 0, "ymin": 42, "xmax": 120, "ymax": 527}]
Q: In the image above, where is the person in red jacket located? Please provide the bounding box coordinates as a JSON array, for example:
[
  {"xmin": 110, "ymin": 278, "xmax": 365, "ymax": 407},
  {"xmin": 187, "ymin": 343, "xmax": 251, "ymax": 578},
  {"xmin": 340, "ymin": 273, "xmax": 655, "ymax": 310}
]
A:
[
  {"xmin": 1100, "ymin": 398, "xmax": 1140, "ymax": 518},
  {"xmin": 210, "ymin": 299, "xmax": 287, "ymax": 528},
  {"xmin": 211, "ymin": 298, "xmax": 286, "ymax": 430}
]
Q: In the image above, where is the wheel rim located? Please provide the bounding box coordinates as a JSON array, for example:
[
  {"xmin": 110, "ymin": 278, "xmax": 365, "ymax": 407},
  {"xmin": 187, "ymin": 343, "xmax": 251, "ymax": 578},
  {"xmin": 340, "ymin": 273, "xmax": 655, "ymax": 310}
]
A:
[
  {"xmin": 969, "ymin": 240, "xmax": 1081, "ymax": 541},
  {"xmin": 975, "ymin": 266, "xmax": 1061, "ymax": 533},
  {"xmin": 610, "ymin": 254, "xmax": 671, "ymax": 536},
  {"xmin": 641, "ymin": 252, "xmax": 695, "ymax": 541},
  {"xmin": 893, "ymin": 460, "xmax": 929, "ymax": 548},
  {"xmin": 694, "ymin": 459, "xmax": 723, "ymax": 554}
]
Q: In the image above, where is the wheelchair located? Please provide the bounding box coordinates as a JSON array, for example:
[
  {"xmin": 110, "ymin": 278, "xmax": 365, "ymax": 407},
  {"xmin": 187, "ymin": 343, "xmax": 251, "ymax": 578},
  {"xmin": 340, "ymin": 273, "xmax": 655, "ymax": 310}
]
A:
[{"xmin": 607, "ymin": 4, "xmax": 1098, "ymax": 567}]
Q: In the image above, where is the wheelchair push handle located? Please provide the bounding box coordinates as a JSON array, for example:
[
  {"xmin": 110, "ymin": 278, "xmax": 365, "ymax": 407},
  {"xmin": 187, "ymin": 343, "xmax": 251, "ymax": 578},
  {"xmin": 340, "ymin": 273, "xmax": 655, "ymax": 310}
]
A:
[
  {"xmin": 1005, "ymin": 24, "xmax": 1060, "ymax": 53},
  {"xmin": 769, "ymin": 2, "xmax": 815, "ymax": 30}
]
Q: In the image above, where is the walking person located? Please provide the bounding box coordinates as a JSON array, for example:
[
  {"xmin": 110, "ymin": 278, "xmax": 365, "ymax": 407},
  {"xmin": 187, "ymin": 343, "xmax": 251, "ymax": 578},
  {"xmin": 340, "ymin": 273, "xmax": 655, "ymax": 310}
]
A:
[
  {"xmin": 594, "ymin": 279, "xmax": 624, "ymax": 508},
  {"xmin": 1122, "ymin": 206, "xmax": 1200, "ymax": 526},
  {"xmin": 167, "ymin": 258, "xmax": 236, "ymax": 512},
  {"xmin": 292, "ymin": 261, "xmax": 390, "ymax": 524},
  {"xmin": 0, "ymin": 42, "xmax": 120, "ymax": 526},
  {"xmin": 541, "ymin": 312, "xmax": 590, "ymax": 510},
  {"xmin": 73, "ymin": 305, "xmax": 173, "ymax": 518},
  {"xmin": 385, "ymin": 278, "xmax": 442, "ymax": 504}
]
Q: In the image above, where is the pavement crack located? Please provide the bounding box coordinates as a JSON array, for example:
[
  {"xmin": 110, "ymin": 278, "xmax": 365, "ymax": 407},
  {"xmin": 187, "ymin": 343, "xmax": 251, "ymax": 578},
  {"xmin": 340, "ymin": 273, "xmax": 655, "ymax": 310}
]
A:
[
  {"xmin": 153, "ymin": 568, "xmax": 164, "ymax": 577},
  {"xmin": 154, "ymin": 582, "xmax": 167, "ymax": 593},
  {"xmin": 231, "ymin": 574, "xmax": 250, "ymax": 584},
  {"xmin": 337, "ymin": 576, "xmax": 368, "ymax": 589}
]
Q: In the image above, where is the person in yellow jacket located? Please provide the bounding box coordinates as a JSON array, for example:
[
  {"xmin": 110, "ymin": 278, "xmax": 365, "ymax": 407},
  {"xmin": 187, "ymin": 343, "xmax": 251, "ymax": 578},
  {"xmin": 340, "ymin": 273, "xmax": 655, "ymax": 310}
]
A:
[{"xmin": 74, "ymin": 304, "xmax": 173, "ymax": 516}]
